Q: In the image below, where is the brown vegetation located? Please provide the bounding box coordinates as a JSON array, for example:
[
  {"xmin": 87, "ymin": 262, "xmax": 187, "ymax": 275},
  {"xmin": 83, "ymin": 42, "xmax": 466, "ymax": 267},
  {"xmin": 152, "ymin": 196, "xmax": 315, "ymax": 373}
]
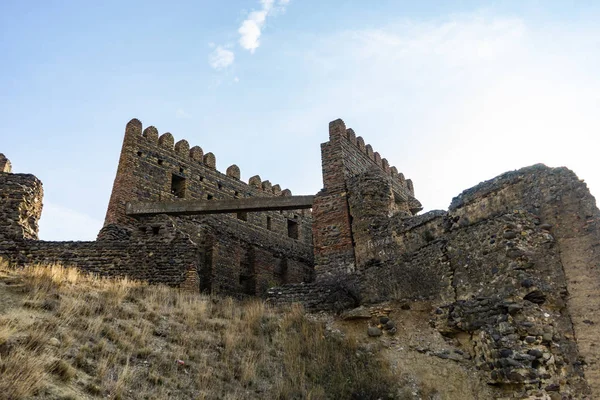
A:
[{"xmin": 0, "ymin": 260, "xmax": 398, "ymax": 399}]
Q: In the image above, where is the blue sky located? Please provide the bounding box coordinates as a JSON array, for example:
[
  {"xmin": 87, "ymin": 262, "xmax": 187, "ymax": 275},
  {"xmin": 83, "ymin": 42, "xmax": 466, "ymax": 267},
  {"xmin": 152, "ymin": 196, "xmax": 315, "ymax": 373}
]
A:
[{"xmin": 1, "ymin": 1, "xmax": 599, "ymax": 240}]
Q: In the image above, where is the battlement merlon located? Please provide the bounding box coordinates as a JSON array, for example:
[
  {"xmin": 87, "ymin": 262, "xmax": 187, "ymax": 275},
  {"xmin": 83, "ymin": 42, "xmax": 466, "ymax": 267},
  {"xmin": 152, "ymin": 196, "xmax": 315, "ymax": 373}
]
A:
[
  {"xmin": 0, "ymin": 153, "xmax": 12, "ymax": 173},
  {"xmin": 121, "ymin": 119, "xmax": 294, "ymax": 195},
  {"xmin": 324, "ymin": 118, "xmax": 421, "ymax": 212},
  {"xmin": 103, "ymin": 118, "xmax": 310, "ymax": 229}
]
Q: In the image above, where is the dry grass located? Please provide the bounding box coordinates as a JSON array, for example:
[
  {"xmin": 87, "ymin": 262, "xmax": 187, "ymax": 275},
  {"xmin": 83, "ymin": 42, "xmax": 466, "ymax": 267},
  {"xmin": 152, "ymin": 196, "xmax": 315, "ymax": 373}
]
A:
[{"xmin": 0, "ymin": 259, "xmax": 399, "ymax": 399}]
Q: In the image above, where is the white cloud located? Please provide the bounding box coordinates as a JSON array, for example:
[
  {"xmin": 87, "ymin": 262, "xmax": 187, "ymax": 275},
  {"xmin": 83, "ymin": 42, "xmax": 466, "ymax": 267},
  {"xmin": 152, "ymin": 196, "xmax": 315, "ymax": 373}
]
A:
[
  {"xmin": 238, "ymin": 0, "xmax": 289, "ymax": 53},
  {"xmin": 209, "ymin": 45, "xmax": 235, "ymax": 70},
  {"xmin": 38, "ymin": 202, "xmax": 103, "ymax": 241},
  {"xmin": 175, "ymin": 109, "xmax": 190, "ymax": 119}
]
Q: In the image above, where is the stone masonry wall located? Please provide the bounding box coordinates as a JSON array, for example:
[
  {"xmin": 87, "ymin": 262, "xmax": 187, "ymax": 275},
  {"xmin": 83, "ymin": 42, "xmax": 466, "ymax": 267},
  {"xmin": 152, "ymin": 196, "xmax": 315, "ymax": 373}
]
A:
[
  {"xmin": 448, "ymin": 164, "xmax": 600, "ymax": 396},
  {"xmin": 270, "ymin": 164, "xmax": 599, "ymax": 398},
  {"xmin": 312, "ymin": 119, "xmax": 420, "ymax": 280},
  {"xmin": 160, "ymin": 214, "xmax": 314, "ymax": 296},
  {"xmin": 0, "ymin": 170, "xmax": 43, "ymax": 242},
  {"xmin": 103, "ymin": 119, "xmax": 312, "ymax": 245},
  {"xmin": 0, "ymin": 140, "xmax": 313, "ymax": 297},
  {"xmin": 2, "ymin": 235, "xmax": 199, "ymax": 287},
  {"xmin": 1, "ymin": 209, "xmax": 313, "ymax": 297},
  {"xmin": 0, "ymin": 153, "xmax": 12, "ymax": 173}
]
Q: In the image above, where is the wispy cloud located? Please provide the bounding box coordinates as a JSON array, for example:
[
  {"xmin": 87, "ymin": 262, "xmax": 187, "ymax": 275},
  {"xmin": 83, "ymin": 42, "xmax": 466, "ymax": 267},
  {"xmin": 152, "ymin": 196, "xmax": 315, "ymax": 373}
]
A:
[
  {"xmin": 209, "ymin": 0, "xmax": 289, "ymax": 69},
  {"xmin": 238, "ymin": 0, "xmax": 289, "ymax": 53},
  {"xmin": 175, "ymin": 109, "xmax": 190, "ymax": 119},
  {"xmin": 293, "ymin": 13, "xmax": 600, "ymax": 211},
  {"xmin": 209, "ymin": 45, "xmax": 235, "ymax": 70}
]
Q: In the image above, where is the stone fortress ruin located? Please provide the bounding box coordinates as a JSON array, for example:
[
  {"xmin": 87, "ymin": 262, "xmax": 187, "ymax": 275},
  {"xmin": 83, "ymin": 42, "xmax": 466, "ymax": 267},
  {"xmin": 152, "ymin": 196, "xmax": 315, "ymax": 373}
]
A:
[{"xmin": 1, "ymin": 118, "xmax": 599, "ymax": 398}]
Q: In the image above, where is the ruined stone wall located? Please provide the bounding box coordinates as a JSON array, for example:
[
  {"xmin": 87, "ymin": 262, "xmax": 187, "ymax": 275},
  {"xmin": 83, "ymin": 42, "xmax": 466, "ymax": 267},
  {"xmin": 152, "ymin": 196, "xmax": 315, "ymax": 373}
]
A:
[
  {"xmin": 0, "ymin": 169, "xmax": 43, "ymax": 242},
  {"xmin": 0, "ymin": 156, "xmax": 198, "ymax": 289},
  {"xmin": 0, "ymin": 211, "xmax": 313, "ymax": 297},
  {"xmin": 270, "ymin": 164, "xmax": 599, "ymax": 398},
  {"xmin": 103, "ymin": 119, "xmax": 312, "ymax": 245},
  {"xmin": 312, "ymin": 119, "xmax": 420, "ymax": 280},
  {"xmin": 267, "ymin": 281, "xmax": 360, "ymax": 312},
  {"xmin": 447, "ymin": 164, "xmax": 600, "ymax": 396},
  {"xmin": 337, "ymin": 165, "xmax": 598, "ymax": 396},
  {"xmin": 2, "ymin": 236, "xmax": 198, "ymax": 286},
  {"xmin": 0, "ymin": 154, "xmax": 12, "ymax": 173},
  {"xmin": 0, "ymin": 143, "xmax": 313, "ymax": 297},
  {"xmin": 159, "ymin": 214, "xmax": 314, "ymax": 296}
]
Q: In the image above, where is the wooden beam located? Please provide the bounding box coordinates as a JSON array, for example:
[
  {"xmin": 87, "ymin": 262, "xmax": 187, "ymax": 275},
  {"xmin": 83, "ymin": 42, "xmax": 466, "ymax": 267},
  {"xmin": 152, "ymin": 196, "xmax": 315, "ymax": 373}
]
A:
[{"xmin": 126, "ymin": 195, "xmax": 315, "ymax": 217}]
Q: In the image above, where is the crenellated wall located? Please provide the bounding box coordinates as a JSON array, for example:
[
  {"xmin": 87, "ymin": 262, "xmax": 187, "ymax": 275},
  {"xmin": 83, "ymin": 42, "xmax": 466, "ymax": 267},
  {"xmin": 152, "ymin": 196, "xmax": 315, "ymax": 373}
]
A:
[
  {"xmin": 325, "ymin": 120, "xmax": 416, "ymax": 201},
  {"xmin": 312, "ymin": 119, "xmax": 421, "ymax": 280},
  {"xmin": 103, "ymin": 119, "xmax": 311, "ymax": 244},
  {"xmin": 0, "ymin": 118, "xmax": 315, "ymax": 296}
]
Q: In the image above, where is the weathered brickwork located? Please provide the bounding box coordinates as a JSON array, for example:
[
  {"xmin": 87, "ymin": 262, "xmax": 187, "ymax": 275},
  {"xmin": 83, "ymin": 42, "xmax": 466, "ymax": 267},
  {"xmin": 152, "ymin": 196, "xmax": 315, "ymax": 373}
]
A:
[
  {"xmin": 4, "ymin": 236, "xmax": 198, "ymax": 286},
  {"xmin": 270, "ymin": 163, "xmax": 600, "ymax": 398},
  {"xmin": 103, "ymin": 119, "xmax": 311, "ymax": 245},
  {"xmin": 155, "ymin": 213, "xmax": 313, "ymax": 296},
  {"xmin": 0, "ymin": 120, "xmax": 314, "ymax": 297},
  {"xmin": 312, "ymin": 119, "xmax": 421, "ymax": 281}
]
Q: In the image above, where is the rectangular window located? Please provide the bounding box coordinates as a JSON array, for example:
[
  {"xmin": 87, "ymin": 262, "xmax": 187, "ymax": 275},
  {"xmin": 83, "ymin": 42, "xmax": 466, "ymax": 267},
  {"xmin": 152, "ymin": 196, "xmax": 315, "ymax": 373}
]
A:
[
  {"xmin": 287, "ymin": 219, "xmax": 299, "ymax": 239},
  {"xmin": 237, "ymin": 212, "xmax": 248, "ymax": 221},
  {"xmin": 171, "ymin": 174, "xmax": 186, "ymax": 198},
  {"xmin": 266, "ymin": 216, "xmax": 272, "ymax": 231}
]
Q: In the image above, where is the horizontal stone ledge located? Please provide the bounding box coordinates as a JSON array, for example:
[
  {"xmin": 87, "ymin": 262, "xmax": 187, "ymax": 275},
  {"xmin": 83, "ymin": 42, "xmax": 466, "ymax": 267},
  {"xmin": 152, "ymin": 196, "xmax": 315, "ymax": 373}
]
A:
[{"xmin": 126, "ymin": 195, "xmax": 316, "ymax": 217}]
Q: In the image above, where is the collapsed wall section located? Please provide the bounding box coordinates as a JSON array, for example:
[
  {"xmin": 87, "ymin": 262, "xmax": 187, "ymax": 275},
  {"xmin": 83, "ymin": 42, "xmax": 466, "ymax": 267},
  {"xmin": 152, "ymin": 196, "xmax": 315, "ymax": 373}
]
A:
[
  {"xmin": 0, "ymin": 153, "xmax": 12, "ymax": 173},
  {"xmin": 447, "ymin": 164, "xmax": 600, "ymax": 396},
  {"xmin": 350, "ymin": 165, "xmax": 598, "ymax": 396},
  {"xmin": 0, "ymin": 162, "xmax": 43, "ymax": 242},
  {"xmin": 103, "ymin": 119, "xmax": 311, "ymax": 245},
  {"xmin": 270, "ymin": 163, "xmax": 598, "ymax": 397}
]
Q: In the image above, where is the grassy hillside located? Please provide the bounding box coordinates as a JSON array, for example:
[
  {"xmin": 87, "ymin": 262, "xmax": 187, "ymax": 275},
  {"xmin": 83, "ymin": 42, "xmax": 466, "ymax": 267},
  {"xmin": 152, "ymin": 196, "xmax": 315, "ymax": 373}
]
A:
[{"xmin": 0, "ymin": 260, "xmax": 398, "ymax": 400}]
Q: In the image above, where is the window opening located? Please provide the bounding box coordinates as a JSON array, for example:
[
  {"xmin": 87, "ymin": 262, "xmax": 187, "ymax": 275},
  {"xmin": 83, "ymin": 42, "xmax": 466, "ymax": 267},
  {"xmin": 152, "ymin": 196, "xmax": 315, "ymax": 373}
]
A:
[
  {"xmin": 287, "ymin": 219, "xmax": 299, "ymax": 239},
  {"xmin": 171, "ymin": 174, "xmax": 186, "ymax": 198},
  {"xmin": 266, "ymin": 216, "xmax": 272, "ymax": 231},
  {"xmin": 237, "ymin": 212, "xmax": 248, "ymax": 221}
]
